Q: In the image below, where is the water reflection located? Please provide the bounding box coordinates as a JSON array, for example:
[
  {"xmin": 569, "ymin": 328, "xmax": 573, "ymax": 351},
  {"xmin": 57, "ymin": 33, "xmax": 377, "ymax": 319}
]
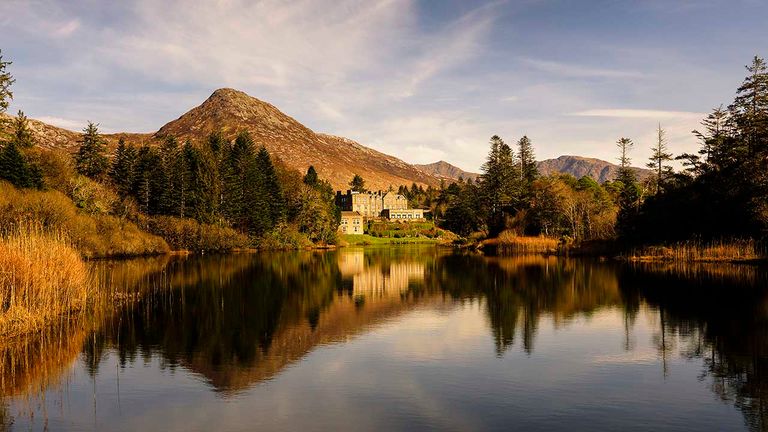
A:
[{"xmin": 3, "ymin": 247, "xmax": 768, "ymax": 431}]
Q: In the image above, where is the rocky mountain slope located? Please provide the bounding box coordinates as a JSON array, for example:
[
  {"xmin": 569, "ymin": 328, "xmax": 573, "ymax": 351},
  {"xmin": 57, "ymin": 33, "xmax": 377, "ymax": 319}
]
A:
[
  {"xmin": 415, "ymin": 161, "xmax": 480, "ymax": 182},
  {"xmin": 2, "ymin": 89, "xmax": 439, "ymax": 190},
  {"xmin": 537, "ymin": 155, "xmax": 651, "ymax": 183},
  {"xmin": 155, "ymin": 88, "xmax": 438, "ymax": 190}
]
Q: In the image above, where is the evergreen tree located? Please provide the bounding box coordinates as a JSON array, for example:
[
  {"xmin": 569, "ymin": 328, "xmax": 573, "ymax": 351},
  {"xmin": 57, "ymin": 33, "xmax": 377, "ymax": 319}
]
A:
[
  {"xmin": 692, "ymin": 106, "xmax": 733, "ymax": 171},
  {"xmin": 75, "ymin": 122, "xmax": 109, "ymax": 179},
  {"xmin": 110, "ymin": 138, "xmax": 136, "ymax": 197},
  {"xmin": 205, "ymin": 131, "xmax": 226, "ymax": 217},
  {"xmin": 517, "ymin": 135, "xmax": 538, "ymax": 185},
  {"xmin": 0, "ymin": 49, "xmax": 13, "ymax": 117},
  {"xmin": 158, "ymin": 136, "xmax": 180, "ymax": 214},
  {"xmin": 223, "ymin": 131, "xmax": 256, "ymax": 229},
  {"xmin": 615, "ymin": 137, "xmax": 639, "ymax": 237},
  {"xmin": 256, "ymin": 146, "xmax": 286, "ymax": 226},
  {"xmin": 480, "ymin": 135, "xmax": 518, "ymax": 235},
  {"xmin": 132, "ymin": 145, "xmax": 161, "ymax": 214},
  {"xmin": 646, "ymin": 124, "xmax": 673, "ymax": 194},
  {"xmin": 0, "ymin": 111, "xmax": 42, "ymax": 189},
  {"xmin": 517, "ymin": 135, "xmax": 538, "ymax": 207},
  {"xmin": 730, "ymin": 56, "xmax": 768, "ymax": 157},
  {"xmin": 0, "ymin": 141, "xmax": 39, "ymax": 188},
  {"xmin": 9, "ymin": 111, "xmax": 33, "ymax": 148},
  {"xmin": 304, "ymin": 165, "xmax": 319, "ymax": 187},
  {"xmin": 349, "ymin": 174, "xmax": 366, "ymax": 192}
]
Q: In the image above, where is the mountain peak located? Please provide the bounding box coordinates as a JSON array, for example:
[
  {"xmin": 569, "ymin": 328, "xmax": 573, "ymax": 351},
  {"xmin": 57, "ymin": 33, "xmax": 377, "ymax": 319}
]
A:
[{"xmin": 415, "ymin": 161, "xmax": 480, "ymax": 181}]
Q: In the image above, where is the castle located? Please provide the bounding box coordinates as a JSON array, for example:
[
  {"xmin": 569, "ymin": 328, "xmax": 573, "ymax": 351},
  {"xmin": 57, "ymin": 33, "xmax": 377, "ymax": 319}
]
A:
[{"xmin": 336, "ymin": 190, "xmax": 425, "ymax": 234}]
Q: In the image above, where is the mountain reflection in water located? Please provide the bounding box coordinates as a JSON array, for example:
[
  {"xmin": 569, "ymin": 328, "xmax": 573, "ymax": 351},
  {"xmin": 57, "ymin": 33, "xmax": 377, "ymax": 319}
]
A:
[{"xmin": 3, "ymin": 246, "xmax": 768, "ymax": 431}]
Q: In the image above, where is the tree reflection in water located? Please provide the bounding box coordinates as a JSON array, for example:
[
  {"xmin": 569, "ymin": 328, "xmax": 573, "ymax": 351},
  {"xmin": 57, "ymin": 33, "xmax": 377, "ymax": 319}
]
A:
[{"xmin": 3, "ymin": 248, "xmax": 768, "ymax": 430}]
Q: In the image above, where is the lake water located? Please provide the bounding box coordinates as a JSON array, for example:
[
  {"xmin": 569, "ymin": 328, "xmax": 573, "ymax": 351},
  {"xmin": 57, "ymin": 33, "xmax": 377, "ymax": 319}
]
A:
[{"xmin": 3, "ymin": 246, "xmax": 768, "ymax": 431}]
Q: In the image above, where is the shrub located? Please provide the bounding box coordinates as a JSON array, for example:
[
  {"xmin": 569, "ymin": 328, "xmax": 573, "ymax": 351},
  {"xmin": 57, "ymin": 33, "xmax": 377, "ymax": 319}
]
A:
[
  {"xmin": 142, "ymin": 215, "xmax": 250, "ymax": 252},
  {"xmin": 257, "ymin": 223, "xmax": 313, "ymax": 250}
]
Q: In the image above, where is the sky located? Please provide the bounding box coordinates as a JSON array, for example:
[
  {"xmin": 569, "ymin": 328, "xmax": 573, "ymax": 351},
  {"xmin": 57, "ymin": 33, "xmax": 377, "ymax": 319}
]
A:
[{"xmin": 1, "ymin": 0, "xmax": 767, "ymax": 172}]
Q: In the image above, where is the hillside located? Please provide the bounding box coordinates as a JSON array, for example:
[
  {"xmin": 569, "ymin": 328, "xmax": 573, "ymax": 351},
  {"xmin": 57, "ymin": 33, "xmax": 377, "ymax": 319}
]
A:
[
  {"xmin": 2, "ymin": 89, "xmax": 439, "ymax": 190},
  {"xmin": 537, "ymin": 155, "xmax": 651, "ymax": 183},
  {"xmin": 4, "ymin": 92, "xmax": 651, "ymax": 190},
  {"xmin": 155, "ymin": 88, "xmax": 438, "ymax": 190},
  {"xmin": 415, "ymin": 161, "xmax": 480, "ymax": 182}
]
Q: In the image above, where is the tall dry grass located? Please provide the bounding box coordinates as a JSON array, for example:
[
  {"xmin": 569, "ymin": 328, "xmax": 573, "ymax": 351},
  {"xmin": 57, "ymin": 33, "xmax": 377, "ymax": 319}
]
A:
[
  {"xmin": 488, "ymin": 230, "xmax": 560, "ymax": 254},
  {"xmin": 0, "ymin": 183, "xmax": 169, "ymax": 257},
  {"xmin": 626, "ymin": 239, "xmax": 765, "ymax": 262},
  {"xmin": 0, "ymin": 226, "xmax": 92, "ymax": 338}
]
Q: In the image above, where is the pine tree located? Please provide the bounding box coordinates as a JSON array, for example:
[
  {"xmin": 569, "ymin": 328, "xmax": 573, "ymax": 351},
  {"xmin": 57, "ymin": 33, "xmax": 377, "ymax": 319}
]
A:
[
  {"xmin": 615, "ymin": 137, "xmax": 639, "ymax": 237},
  {"xmin": 646, "ymin": 124, "xmax": 673, "ymax": 194},
  {"xmin": 349, "ymin": 174, "xmax": 366, "ymax": 192},
  {"xmin": 133, "ymin": 145, "xmax": 158, "ymax": 214},
  {"xmin": 256, "ymin": 146, "xmax": 285, "ymax": 226},
  {"xmin": 730, "ymin": 56, "xmax": 768, "ymax": 157},
  {"xmin": 517, "ymin": 135, "xmax": 538, "ymax": 206},
  {"xmin": 692, "ymin": 106, "xmax": 735, "ymax": 171},
  {"xmin": 304, "ymin": 165, "xmax": 319, "ymax": 187},
  {"xmin": 0, "ymin": 111, "xmax": 41, "ymax": 189},
  {"xmin": 223, "ymin": 131, "xmax": 258, "ymax": 230},
  {"xmin": 480, "ymin": 135, "xmax": 518, "ymax": 235},
  {"xmin": 517, "ymin": 135, "xmax": 538, "ymax": 184},
  {"xmin": 0, "ymin": 50, "xmax": 14, "ymax": 117},
  {"xmin": 0, "ymin": 142, "xmax": 36, "ymax": 188},
  {"xmin": 159, "ymin": 136, "xmax": 180, "ymax": 214},
  {"xmin": 9, "ymin": 111, "xmax": 33, "ymax": 148},
  {"xmin": 110, "ymin": 138, "xmax": 136, "ymax": 197},
  {"xmin": 75, "ymin": 122, "xmax": 109, "ymax": 179}
]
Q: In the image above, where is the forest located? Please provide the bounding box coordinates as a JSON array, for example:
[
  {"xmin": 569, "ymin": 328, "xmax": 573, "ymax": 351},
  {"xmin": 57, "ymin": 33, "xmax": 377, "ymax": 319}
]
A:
[{"xmin": 416, "ymin": 55, "xmax": 768, "ymax": 257}]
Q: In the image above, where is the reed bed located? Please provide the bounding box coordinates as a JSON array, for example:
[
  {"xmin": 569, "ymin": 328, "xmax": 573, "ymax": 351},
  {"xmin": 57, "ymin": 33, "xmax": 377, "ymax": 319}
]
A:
[
  {"xmin": 488, "ymin": 231, "xmax": 560, "ymax": 254},
  {"xmin": 625, "ymin": 239, "xmax": 766, "ymax": 262},
  {"xmin": 0, "ymin": 226, "xmax": 92, "ymax": 338}
]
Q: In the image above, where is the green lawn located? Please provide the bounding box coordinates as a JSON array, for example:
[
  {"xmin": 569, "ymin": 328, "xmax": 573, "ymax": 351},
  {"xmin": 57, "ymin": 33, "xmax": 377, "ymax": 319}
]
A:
[{"xmin": 340, "ymin": 234, "xmax": 440, "ymax": 246}]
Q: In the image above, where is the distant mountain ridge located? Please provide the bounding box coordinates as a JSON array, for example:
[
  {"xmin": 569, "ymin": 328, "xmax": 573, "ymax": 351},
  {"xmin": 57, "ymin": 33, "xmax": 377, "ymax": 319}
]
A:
[
  {"xmin": 415, "ymin": 161, "xmax": 480, "ymax": 182},
  {"xmin": 417, "ymin": 156, "xmax": 651, "ymax": 184},
  {"xmin": 537, "ymin": 155, "xmax": 651, "ymax": 183}
]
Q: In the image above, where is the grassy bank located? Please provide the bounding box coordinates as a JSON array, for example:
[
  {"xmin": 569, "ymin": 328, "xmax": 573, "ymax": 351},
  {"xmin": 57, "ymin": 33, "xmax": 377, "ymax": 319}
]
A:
[
  {"xmin": 0, "ymin": 226, "xmax": 92, "ymax": 338},
  {"xmin": 0, "ymin": 183, "xmax": 169, "ymax": 258},
  {"xmin": 340, "ymin": 234, "xmax": 441, "ymax": 246}
]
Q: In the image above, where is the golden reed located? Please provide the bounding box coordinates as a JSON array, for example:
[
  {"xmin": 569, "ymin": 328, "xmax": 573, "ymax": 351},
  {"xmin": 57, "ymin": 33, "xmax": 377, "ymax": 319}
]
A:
[{"xmin": 0, "ymin": 224, "xmax": 92, "ymax": 338}]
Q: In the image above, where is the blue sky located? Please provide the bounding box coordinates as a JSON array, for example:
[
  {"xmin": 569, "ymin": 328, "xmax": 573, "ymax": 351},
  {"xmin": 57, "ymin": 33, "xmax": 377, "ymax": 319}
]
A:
[{"xmin": 1, "ymin": 0, "xmax": 766, "ymax": 171}]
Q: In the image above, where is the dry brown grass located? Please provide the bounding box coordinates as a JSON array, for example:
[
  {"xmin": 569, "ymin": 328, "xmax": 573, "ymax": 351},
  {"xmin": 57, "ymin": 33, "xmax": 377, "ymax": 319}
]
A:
[
  {"xmin": 0, "ymin": 226, "xmax": 92, "ymax": 338},
  {"xmin": 485, "ymin": 231, "xmax": 560, "ymax": 254},
  {"xmin": 0, "ymin": 182, "xmax": 169, "ymax": 257},
  {"xmin": 626, "ymin": 239, "xmax": 765, "ymax": 262}
]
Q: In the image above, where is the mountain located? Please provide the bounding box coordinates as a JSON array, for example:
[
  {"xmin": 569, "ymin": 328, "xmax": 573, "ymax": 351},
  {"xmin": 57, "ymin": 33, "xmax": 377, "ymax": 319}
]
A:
[
  {"xmin": 155, "ymin": 88, "xmax": 438, "ymax": 190},
  {"xmin": 418, "ymin": 156, "xmax": 652, "ymax": 184},
  {"xmin": 415, "ymin": 161, "xmax": 480, "ymax": 182},
  {"xmin": 5, "ymin": 91, "xmax": 652, "ymax": 190},
  {"xmin": 3, "ymin": 88, "xmax": 439, "ymax": 190},
  {"xmin": 537, "ymin": 155, "xmax": 651, "ymax": 183}
]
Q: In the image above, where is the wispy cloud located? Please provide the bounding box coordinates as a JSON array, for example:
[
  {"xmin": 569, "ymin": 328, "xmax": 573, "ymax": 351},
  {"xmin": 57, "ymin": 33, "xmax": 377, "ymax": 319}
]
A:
[
  {"xmin": 521, "ymin": 58, "xmax": 645, "ymax": 79},
  {"xmin": 2, "ymin": 0, "xmax": 763, "ymax": 170},
  {"xmin": 570, "ymin": 109, "xmax": 704, "ymax": 119}
]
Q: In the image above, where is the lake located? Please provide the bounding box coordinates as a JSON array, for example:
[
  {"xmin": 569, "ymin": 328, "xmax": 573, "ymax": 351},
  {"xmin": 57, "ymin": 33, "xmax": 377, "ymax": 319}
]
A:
[{"xmin": 2, "ymin": 246, "xmax": 767, "ymax": 431}]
